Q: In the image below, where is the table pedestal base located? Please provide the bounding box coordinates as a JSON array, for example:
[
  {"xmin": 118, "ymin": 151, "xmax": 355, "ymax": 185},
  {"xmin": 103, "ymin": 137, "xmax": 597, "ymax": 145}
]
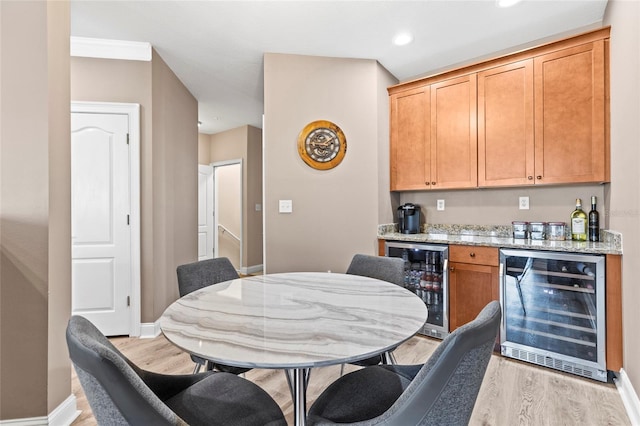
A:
[{"xmin": 285, "ymin": 368, "xmax": 310, "ymax": 426}]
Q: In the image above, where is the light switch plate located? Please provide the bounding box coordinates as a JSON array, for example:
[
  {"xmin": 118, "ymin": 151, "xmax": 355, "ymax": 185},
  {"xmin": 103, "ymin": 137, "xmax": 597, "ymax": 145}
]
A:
[
  {"xmin": 279, "ymin": 199, "xmax": 293, "ymax": 213},
  {"xmin": 519, "ymin": 196, "xmax": 530, "ymax": 210},
  {"xmin": 437, "ymin": 199, "xmax": 445, "ymax": 211}
]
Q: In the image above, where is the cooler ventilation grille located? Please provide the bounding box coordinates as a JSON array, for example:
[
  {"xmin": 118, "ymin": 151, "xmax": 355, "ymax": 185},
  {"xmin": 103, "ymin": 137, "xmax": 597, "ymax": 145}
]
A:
[
  {"xmin": 418, "ymin": 326, "xmax": 446, "ymax": 340},
  {"xmin": 505, "ymin": 347, "xmax": 605, "ymax": 382}
]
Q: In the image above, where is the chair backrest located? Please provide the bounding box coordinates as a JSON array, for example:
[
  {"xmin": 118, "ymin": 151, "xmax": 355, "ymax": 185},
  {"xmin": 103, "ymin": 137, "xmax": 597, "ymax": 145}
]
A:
[
  {"xmin": 176, "ymin": 257, "xmax": 240, "ymax": 297},
  {"xmin": 377, "ymin": 300, "xmax": 501, "ymax": 425},
  {"xmin": 346, "ymin": 254, "xmax": 405, "ymax": 286},
  {"xmin": 66, "ymin": 315, "xmax": 182, "ymax": 425}
]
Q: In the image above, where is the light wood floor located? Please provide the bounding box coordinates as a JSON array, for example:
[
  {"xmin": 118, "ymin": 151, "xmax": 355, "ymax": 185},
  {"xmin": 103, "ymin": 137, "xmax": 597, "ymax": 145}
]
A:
[{"xmin": 71, "ymin": 334, "xmax": 630, "ymax": 426}]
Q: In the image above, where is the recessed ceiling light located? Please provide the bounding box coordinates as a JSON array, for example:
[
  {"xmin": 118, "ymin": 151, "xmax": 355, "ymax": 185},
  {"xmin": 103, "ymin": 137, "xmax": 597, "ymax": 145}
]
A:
[
  {"xmin": 496, "ymin": 0, "xmax": 522, "ymax": 7},
  {"xmin": 393, "ymin": 32, "xmax": 414, "ymax": 46}
]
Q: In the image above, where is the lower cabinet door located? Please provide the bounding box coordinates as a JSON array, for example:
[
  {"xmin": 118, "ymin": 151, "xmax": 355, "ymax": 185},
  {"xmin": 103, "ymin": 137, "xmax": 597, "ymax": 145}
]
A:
[{"xmin": 449, "ymin": 262, "xmax": 499, "ymax": 331}]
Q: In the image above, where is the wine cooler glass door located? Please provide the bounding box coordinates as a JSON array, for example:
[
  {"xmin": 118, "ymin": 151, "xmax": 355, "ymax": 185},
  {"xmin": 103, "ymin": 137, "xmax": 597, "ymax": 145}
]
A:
[
  {"xmin": 500, "ymin": 249, "xmax": 606, "ymax": 373},
  {"xmin": 386, "ymin": 242, "xmax": 449, "ymax": 339}
]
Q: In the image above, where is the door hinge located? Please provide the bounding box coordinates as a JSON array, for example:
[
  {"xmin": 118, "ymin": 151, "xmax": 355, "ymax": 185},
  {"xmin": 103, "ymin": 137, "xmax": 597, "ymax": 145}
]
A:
[
  {"xmin": 126, "ymin": 133, "xmax": 130, "ymax": 145},
  {"xmin": 127, "ymin": 296, "xmax": 130, "ymax": 306}
]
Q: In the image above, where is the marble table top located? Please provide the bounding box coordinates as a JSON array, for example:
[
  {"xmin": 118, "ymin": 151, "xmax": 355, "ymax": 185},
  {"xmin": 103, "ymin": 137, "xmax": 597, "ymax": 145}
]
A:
[{"xmin": 160, "ymin": 272, "xmax": 428, "ymax": 369}]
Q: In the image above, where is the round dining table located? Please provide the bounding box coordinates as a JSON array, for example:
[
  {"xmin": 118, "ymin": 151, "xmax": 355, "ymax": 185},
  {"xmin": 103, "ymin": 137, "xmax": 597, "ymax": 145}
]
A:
[{"xmin": 160, "ymin": 272, "xmax": 428, "ymax": 426}]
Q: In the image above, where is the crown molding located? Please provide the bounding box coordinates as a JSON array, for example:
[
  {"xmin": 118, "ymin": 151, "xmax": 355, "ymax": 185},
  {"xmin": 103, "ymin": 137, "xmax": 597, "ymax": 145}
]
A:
[{"xmin": 70, "ymin": 37, "xmax": 152, "ymax": 61}]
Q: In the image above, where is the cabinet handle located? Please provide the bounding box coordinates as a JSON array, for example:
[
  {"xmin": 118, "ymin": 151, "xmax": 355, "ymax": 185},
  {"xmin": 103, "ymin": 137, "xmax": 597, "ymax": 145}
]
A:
[
  {"xmin": 469, "ymin": 252, "xmax": 475, "ymax": 258},
  {"xmin": 449, "ymin": 266, "xmax": 455, "ymax": 272},
  {"xmin": 431, "ymin": 181, "xmax": 436, "ymax": 186},
  {"xmin": 425, "ymin": 182, "xmax": 430, "ymax": 186},
  {"xmin": 527, "ymin": 176, "xmax": 533, "ymax": 180},
  {"xmin": 536, "ymin": 176, "xmax": 542, "ymax": 180}
]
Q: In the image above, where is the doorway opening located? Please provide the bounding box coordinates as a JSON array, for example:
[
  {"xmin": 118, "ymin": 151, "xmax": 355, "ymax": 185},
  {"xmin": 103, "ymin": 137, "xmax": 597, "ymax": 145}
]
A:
[{"xmin": 213, "ymin": 160, "xmax": 243, "ymax": 271}]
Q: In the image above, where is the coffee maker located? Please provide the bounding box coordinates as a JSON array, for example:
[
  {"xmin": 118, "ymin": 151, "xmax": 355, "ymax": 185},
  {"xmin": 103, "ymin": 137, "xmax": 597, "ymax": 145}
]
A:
[{"xmin": 397, "ymin": 203, "xmax": 421, "ymax": 234}]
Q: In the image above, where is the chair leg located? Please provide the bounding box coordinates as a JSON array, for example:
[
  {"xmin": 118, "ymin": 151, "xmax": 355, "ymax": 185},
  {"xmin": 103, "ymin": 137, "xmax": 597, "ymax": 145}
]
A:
[
  {"xmin": 192, "ymin": 363, "xmax": 202, "ymax": 374},
  {"xmin": 339, "ymin": 363, "xmax": 345, "ymax": 377}
]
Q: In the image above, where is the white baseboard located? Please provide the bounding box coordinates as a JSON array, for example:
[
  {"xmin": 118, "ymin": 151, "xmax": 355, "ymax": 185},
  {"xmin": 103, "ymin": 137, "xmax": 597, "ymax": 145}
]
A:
[
  {"xmin": 0, "ymin": 394, "xmax": 79, "ymax": 426},
  {"xmin": 49, "ymin": 395, "xmax": 79, "ymax": 426},
  {"xmin": 0, "ymin": 416, "xmax": 47, "ymax": 425},
  {"xmin": 139, "ymin": 320, "xmax": 161, "ymax": 339},
  {"xmin": 240, "ymin": 264, "xmax": 263, "ymax": 275},
  {"xmin": 615, "ymin": 368, "xmax": 640, "ymax": 425}
]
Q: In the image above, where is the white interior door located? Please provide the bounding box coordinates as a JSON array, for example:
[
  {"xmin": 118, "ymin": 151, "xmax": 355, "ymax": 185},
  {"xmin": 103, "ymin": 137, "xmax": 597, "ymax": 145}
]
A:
[
  {"xmin": 71, "ymin": 112, "xmax": 131, "ymax": 336},
  {"xmin": 198, "ymin": 164, "xmax": 214, "ymax": 260},
  {"xmin": 213, "ymin": 161, "xmax": 242, "ymax": 270}
]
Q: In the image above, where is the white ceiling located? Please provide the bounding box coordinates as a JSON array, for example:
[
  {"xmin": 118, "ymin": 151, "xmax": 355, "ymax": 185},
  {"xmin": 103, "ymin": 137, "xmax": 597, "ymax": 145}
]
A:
[{"xmin": 70, "ymin": 0, "xmax": 608, "ymax": 134}]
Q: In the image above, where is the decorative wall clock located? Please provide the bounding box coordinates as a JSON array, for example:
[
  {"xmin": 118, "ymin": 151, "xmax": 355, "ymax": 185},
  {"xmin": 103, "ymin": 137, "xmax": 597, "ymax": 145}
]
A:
[{"xmin": 297, "ymin": 120, "xmax": 347, "ymax": 170}]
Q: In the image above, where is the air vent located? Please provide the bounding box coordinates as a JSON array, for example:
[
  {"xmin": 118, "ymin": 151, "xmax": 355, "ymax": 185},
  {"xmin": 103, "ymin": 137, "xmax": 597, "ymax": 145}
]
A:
[
  {"xmin": 420, "ymin": 325, "xmax": 446, "ymax": 340},
  {"xmin": 501, "ymin": 345, "xmax": 606, "ymax": 382}
]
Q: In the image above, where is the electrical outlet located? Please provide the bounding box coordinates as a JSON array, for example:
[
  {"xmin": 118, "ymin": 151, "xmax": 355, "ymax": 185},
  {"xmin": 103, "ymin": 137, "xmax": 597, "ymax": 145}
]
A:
[
  {"xmin": 437, "ymin": 199, "xmax": 445, "ymax": 211},
  {"xmin": 519, "ymin": 196, "xmax": 530, "ymax": 210},
  {"xmin": 279, "ymin": 199, "xmax": 292, "ymax": 213}
]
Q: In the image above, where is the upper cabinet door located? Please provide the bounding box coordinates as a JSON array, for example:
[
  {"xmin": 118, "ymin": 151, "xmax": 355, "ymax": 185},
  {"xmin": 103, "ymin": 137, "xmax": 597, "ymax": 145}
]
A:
[
  {"xmin": 534, "ymin": 40, "xmax": 607, "ymax": 184},
  {"xmin": 478, "ymin": 60, "xmax": 535, "ymax": 187},
  {"xmin": 390, "ymin": 85, "xmax": 431, "ymax": 191},
  {"xmin": 430, "ymin": 74, "xmax": 478, "ymax": 189}
]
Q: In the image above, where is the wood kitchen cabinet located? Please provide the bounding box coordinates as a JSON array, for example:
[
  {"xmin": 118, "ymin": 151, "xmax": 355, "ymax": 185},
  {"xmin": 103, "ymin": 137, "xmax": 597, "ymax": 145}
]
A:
[
  {"xmin": 479, "ymin": 41, "xmax": 607, "ymax": 187},
  {"xmin": 533, "ymin": 40, "xmax": 608, "ymax": 184},
  {"xmin": 448, "ymin": 245, "xmax": 499, "ymax": 331},
  {"xmin": 478, "ymin": 59, "xmax": 535, "ymax": 187},
  {"xmin": 391, "ymin": 27, "xmax": 610, "ymax": 190},
  {"xmin": 606, "ymin": 254, "xmax": 622, "ymax": 371},
  {"xmin": 390, "ymin": 86, "xmax": 430, "ymax": 190},
  {"xmin": 390, "ymin": 75, "xmax": 477, "ymax": 191},
  {"xmin": 430, "ymin": 75, "xmax": 478, "ymax": 189}
]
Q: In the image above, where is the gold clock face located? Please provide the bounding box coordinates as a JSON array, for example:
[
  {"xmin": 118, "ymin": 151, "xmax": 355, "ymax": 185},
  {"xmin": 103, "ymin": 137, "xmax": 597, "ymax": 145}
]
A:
[{"xmin": 297, "ymin": 120, "xmax": 347, "ymax": 170}]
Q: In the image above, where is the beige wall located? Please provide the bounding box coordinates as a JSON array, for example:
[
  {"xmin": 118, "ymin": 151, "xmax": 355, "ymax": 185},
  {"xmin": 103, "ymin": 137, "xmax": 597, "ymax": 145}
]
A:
[
  {"xmin": 198, "ymin": 132, "xmax": 211, "ymax": 164},
  {"xmin": 46, "ymin": 1, "xmax": 72, "ymax": 414},
  {"xmin": 399, "ymin": 185, "xmax": 606, "ymax": 227},
  {"xmin": 216, "ymin": 163, "xmax": 242, "ymax": 268},
  {"xmin": 246, "ymin": 125, "xmax": 264, "ymax": 267},
  {"xmin": 0, "ymin": 0, "xmax": 71, "ymax": 419},
  {"xmin": 150, "ymin": 50, "xmax": 199, "ymax": 317},
  {"xmin": 377, "ymin": 64, "xmax": 401, "ymax": 222},
  {"xmin": 263, "ymin": 53, "xmax": 392, "ymax": 273},
  {"xmin": 71, "ymin": 51, "xmax": 197, "ymax": 322},
  {"xmin": 71, "ymin": 55, "xmax": 155, "ymax": 320},
  {"xmin": 201, "ymin": 125, "xmax": 264, "ymax": 270},
  {"xmin": 604, "ymin": 0, "xmax": 640, "ymax": 394}
]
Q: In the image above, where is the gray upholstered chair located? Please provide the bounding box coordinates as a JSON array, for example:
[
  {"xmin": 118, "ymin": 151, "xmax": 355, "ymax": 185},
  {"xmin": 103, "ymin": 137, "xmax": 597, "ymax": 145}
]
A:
[
  {"xmin": 307, "ymin": 300, "xmax": 501, "ymax": 426},
  {"xmin": 66, "ymin": 315, "xmax": 286, "ymax": 426},
  {"xmin": 345, "ymin": 254, "xmax": 405, "ymax": 367},
  {"xmin": 176, "ymin": 257, "xmax": 250, "ymax": 375}
]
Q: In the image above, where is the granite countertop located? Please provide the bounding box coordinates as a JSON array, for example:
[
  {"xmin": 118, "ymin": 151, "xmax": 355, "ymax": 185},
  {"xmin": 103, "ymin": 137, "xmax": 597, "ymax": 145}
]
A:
[{"xmin": 377, "ymin": 224, "xmax": 623, "ymax": 255}]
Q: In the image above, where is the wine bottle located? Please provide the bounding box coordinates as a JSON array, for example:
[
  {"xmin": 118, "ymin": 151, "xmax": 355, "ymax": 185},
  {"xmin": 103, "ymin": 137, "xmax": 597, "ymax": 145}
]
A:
[
  {"xmin": 570, "ymin": 198, "xmax": 587, "ymax": 241},
  {"xmin": 576, "ymin": 262, "xmax": 595, "ymax": 277},
  {"xmin": 588, "ymin": 196, "xmax": 600, "ymax": 242}
]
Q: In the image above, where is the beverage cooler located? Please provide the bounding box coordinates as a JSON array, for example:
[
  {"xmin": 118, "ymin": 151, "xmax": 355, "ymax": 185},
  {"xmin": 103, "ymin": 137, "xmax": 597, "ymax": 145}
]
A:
[
  {"xmin": 500, "ymin": 249, "xmax": 607, "ymax": 382},
  {"xmin": 385, "ymin": 241, "xmax": 449, "ymax": 339}
]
